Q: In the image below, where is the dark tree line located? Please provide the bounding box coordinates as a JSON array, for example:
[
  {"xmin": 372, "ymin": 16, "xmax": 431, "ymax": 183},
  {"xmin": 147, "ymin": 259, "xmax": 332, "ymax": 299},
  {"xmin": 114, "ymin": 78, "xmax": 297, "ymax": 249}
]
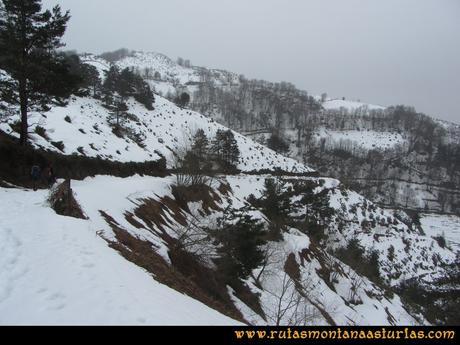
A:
[{"xmin": 99, "ymin": 48, "xmax": 135, "ymax": 63}]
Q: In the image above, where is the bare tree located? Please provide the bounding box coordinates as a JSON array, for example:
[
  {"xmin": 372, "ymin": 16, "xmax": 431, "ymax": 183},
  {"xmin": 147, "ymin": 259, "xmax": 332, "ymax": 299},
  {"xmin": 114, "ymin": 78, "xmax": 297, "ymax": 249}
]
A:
[
  {"xmin": 169, "ymin": 212, "xmax": 217, "ymax": 264},
  {"xmin": 264, "ymin": 265, "xmax": 322, "ymax": 326},
  {"xmin": 347, "ymin": 269, "xmax": 364, "ymax": 304}
]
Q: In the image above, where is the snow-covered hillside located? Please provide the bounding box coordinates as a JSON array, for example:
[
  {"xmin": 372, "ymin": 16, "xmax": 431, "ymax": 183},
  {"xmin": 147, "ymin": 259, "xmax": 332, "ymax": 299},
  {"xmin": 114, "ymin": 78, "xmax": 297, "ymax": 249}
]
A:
[
  {"xmin": 313, "ymin": 128, "xmax": 406, "ymax": 151},
  {"xmin": 0, "ymin": 184, "xmax": 240, "ymax": 325},
  {"xmin": 83, "ymin": 52, "xmax": 239, "ymax": 90},
  {"xmin": 0, "ymin": 94, "xmax": 311, "ymax": 174},
  {"xmin": 1, "ymin": 50, "xmax": 458, "ymax": 326},
  {"xmin": 0, "ymin": 174, "xmax": 432, "ymax": 325},
  {"xmin": 226, "ymin": 175, "xmax": 456, "ymax": 286},
  {"xmin": 322, "ymin": 99, "xmax": 386, "ymax": 112},
  {"xmin": 420, "ymin": 213, "xmax": 460, "ymax": 253}
]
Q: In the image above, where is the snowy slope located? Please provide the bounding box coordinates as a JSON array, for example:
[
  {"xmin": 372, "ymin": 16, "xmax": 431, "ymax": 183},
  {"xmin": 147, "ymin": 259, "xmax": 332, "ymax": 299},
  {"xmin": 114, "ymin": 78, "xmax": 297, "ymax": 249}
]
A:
[
  {"xmin": 225, "ymin": 175, "xmax": 456, "ymax": 286},
  {"xmin": 91, "ymin": 52, "xmax": 399, "ymax": 154},
  {"xmin": 322, "ymin": 99, "xmax": 386, "ymax": 112},
  {"xmin": 83, "ymin": 52, "xmax": 240, "ymax": 89},
  {"xmin": 313, "ymin": 128, "xmax": 406, "ymax": 151},
  {"xmin": 0, "ymin": 175, "xmax": 453, "ymax": 325},
  {"xmin": 0, "ymin": 51, "xmax": 456, "ymax": 326},
  {"xmin": 0, "ymin": 185, "xmax": 240, "ymax": 325},
  {"xmin": 116, "ymin": 52, "xmax": 199, "ymax": 85},
  {"xmin": 0, "ymin": 94, "xmax": 312, "ymax": 173},
  {"xmin": 68, "ymin": 175, "xmax": 423, "ymax": 325},
  {"xmin": 420, "ymin": 213, "xmax": 460, "ymax": 253},
  {"xmin": 113, "ymin": 51, "xmax": 240, "ymax": 87}
]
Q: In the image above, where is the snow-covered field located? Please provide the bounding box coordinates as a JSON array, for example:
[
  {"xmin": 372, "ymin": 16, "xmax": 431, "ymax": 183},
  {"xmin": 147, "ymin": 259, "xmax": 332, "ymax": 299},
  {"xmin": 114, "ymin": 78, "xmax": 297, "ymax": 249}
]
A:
[
  {"xmin": 322, "ymin": 99, "xmax": 386, "ymax": 112},
  {"xmin": 313, "ymin": 128, "xmax": 406, "ymax": 151},
  {"xmin": 420, "ymin": 213, "xmax": 460, "ymax": 253},
  {"xmin": 0, "ymin": 183, "xmax": 240, "ymax": 325}
]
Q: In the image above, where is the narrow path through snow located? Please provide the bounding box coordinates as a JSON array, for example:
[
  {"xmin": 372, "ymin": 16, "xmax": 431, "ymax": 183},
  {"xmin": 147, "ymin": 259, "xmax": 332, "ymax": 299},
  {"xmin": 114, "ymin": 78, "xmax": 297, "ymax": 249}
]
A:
[{"xmin": 0, "ymin": 187, "xmax": 240, "ymax": 325}]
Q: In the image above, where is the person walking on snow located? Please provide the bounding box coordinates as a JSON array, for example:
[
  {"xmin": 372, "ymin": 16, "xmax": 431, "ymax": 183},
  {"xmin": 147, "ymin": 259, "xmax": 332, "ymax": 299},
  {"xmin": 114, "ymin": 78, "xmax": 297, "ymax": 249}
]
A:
[
  {"xmin": 31, "ymin": 164, "xmax": 41, "ymax": 191},
  {"xmin": 43, "ymin": 163, "xmax": 56, "ymax": 187}
]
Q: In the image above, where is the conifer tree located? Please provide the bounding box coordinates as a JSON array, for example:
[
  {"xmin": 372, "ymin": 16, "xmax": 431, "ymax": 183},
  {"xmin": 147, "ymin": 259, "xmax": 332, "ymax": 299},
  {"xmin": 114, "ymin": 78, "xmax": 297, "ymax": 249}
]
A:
[
  {"xmin": 267, "ymin": 131, "xmax": 289, "ymax": 155},
  {"xmin": 259, "ymin": 178, "xmax": 291, "ymax": 222},
  {"xmin": 213, "ymin": 213, "xmax": 266, "ymax": 281},
  {"xmin": 212, "ymin": 129, "xmax": 240, "ymax": 172},
  {"xmin": 0, "ymin": 0, "xmax": 71, "ymax": 145},
  {"xmin": 191, "ymin": 128, "xmax": 209, "ymax": 168},
  {"xmin": 174, "ymin": 92, "xmax": 190, "ymax": 108}
]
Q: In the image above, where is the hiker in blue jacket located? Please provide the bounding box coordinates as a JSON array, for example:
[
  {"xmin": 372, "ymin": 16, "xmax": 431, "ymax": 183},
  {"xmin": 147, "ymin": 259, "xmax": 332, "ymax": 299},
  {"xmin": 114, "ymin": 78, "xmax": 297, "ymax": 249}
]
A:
[{"xmin": 31, "ymin": 164, "xmax": 41, "ymax": 191}]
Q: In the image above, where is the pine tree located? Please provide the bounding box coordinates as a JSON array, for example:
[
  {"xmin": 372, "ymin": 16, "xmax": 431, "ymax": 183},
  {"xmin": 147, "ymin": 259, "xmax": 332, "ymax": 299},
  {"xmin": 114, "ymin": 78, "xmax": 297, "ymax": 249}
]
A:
[
  {"xmin": 174, "ymin": 92, "xmax": 190, "ymax": 108},
  {"xmin": 223, "ymin": 130, "xmax": 240, "ymax": 170},
  {"xmin": 191, "ymin": 128, "xmax": 209, "ymax": 168},
  {"xmin": 259, "ymin": 178, "xmax": 291, "ymax": 222},
  {"xmin": 0, "ymin": 0, "xmax": 71, "ymax": 145},
  {"xmin": 212, "ymin": 129, "xmax": 240, "ymax": 172},
  {"xmin": 213, "ymin": 213, "xmax": 266, "ymax": 281},
  {"xmin": 267, "ymin": 131, "xmax": 289, "ymax": 155},
  {"xmin": 102, "ymin": 66, "xmax": 154, "ymax": 110},
  {"xmin": 212, "ymin": 129, "xmax": 225, "ymax": 162},
  {"xmin": 62, "ymin": 53, "xmax": 100, "ymax": 96}
]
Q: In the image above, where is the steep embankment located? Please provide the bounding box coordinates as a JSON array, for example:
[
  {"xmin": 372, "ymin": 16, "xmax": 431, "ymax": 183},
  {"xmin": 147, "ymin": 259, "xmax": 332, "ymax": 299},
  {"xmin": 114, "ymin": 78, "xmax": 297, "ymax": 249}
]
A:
[
  {"xmin": 0, "ymin": 183, "xmax": 240, "ymax": 325},
  {"xmin": 0, "ymin": 174, "xmax": 431, "ymax": 325}
]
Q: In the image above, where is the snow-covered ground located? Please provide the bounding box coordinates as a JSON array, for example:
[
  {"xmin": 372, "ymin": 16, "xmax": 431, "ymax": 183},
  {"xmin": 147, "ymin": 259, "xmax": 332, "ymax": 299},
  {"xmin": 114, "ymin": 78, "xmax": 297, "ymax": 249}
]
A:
[
  {"xmin": 225, "ymin": 175, "xmax": 456, "ymax": 286},
  {"xmin": 83, "ymin": 52, "xmax": 240, "ymax": 88},
  {"xmin": 0, "ymin": 93, "xmax": 312, "ymax": 174},
  {"xmin": 313, "ymin": 128, "xmax": 406, "ymax": 151},
  {"xmin": 322, "ymin": 99, "xmax": 386, "ymax": 112},
  {"xmin": 2, "ymin": 173, "xmax": 454, "ymax": 325},
  {"xmin": 420, "ymin": 213, "xmax": 460, "ymax": 253},
  {"xmin": 0, "ymin": 184, "xmax": 240, "ymax": 325}
]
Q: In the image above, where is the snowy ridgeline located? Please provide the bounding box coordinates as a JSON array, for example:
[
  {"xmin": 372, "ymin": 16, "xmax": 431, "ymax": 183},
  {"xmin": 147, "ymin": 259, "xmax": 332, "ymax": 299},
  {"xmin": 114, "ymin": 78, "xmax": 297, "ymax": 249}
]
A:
[
  {"xmin": 1, "ymin": 174, "xmax": 455, "ymax": 325},
  {"xmin": 0, "ymin": 93, "xmax": 312, "ymax": 174}
]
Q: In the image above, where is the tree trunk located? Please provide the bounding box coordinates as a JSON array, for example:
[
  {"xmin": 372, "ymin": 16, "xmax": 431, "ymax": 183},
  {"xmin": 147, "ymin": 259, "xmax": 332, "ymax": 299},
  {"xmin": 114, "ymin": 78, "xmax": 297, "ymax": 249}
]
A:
[{"xmin": 19, "ymin": 78, "xmax": 28, "ymax": 146}]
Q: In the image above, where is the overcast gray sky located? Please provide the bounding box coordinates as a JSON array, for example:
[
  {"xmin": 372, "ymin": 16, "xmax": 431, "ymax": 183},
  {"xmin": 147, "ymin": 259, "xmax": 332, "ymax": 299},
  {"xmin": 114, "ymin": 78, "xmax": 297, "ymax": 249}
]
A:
[{"xmin": 43, "ymin": 0, "xmax": 460, "ymax": 123}]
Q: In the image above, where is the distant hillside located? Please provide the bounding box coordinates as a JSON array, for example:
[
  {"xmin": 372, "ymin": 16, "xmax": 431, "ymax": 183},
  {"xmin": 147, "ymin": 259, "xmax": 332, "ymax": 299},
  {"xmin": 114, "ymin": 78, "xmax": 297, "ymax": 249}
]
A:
[{"xmin": 101, "ymin": 50, "xmax": 459, "ymax": 215}]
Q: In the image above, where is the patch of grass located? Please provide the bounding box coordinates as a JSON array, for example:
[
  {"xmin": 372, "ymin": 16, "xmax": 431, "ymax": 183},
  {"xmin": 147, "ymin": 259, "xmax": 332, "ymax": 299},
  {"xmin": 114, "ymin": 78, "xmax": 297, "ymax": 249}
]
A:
[
  {"xmin": 48, "ymin": 180, "xmax": 86, "ymax": 219},
  {"xmin": 9, "ymin": 120, "xmax": 21, "ymax": 134},
  {"xmin": 171, "ymin": 184, "xmax": 221, "ymax": 214},
  {"xmin": 34, "ymin": 126, "xmax": 50, "ymax": 140},
  {"xmin": 433, "ymin": 235, "xmax": 447, "ymax": 249},
  {"xmin": 101, "ymin": 212, "xmax": 247, "ymax": 324},
  {"xmin": 51, "ymin": 141, "xmax": 65, "ymax": 152}
]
